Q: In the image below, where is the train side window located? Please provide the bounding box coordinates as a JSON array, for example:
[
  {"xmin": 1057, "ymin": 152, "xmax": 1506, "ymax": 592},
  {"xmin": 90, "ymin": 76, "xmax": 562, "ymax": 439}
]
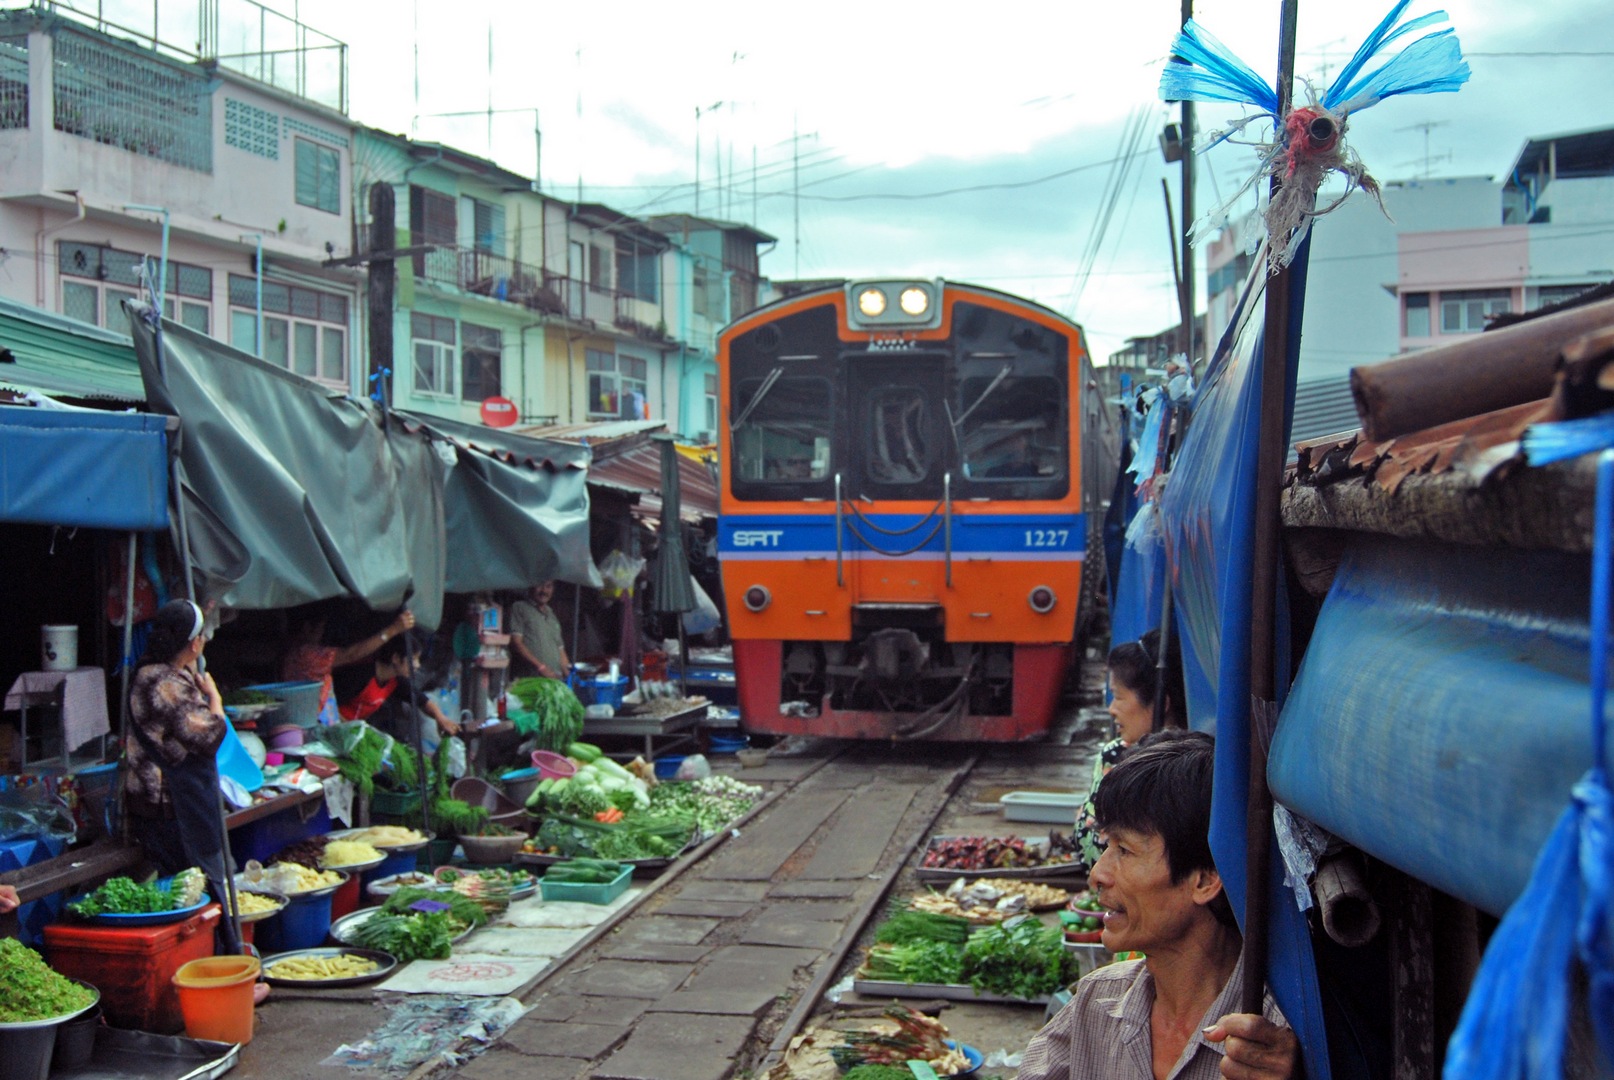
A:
[{"xmin": 732, "ymin": 376, "xmax": 833, "ymax": 488}]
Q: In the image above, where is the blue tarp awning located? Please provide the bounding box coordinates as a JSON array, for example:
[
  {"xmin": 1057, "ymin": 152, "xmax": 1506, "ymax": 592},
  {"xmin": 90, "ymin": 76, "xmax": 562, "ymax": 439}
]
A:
[{"xmin": 0, "ymin": 405, "xmax": 171, "ymax": 530}]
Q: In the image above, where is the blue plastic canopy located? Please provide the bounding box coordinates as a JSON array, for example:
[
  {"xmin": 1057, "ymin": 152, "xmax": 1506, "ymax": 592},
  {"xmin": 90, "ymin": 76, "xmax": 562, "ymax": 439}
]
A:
[
  {"xmin": 1155, "ymin": 238, "xmax": 1337, "ymax": 1080},
  {"xmin": 0, "ymin": 405, "xmax": 171, "ymax": 531}
]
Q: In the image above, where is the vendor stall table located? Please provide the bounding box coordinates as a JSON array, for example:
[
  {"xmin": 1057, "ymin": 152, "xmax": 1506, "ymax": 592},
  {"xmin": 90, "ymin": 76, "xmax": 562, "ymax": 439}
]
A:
[
  {"xmin": 584, "ymin": 702, "xmax": 706, "ymax": 762},
  {"xmin": 3, "ymin": 668, "xmax": 110, "ymax": 768}
]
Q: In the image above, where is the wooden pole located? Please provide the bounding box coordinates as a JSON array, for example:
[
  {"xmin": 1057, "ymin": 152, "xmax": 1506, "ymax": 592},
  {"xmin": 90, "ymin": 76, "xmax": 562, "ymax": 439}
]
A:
[
  {"xmin": 368, "ymin": 183, "xmax": 396, "ymax": 414},
  {"xmin": 1240, "ymin": 0, "xmax": 1300, "ymax": 1017},
  {"xmin": 1181, "ymin": 0, "xmax": 1197, "ymax": 371}
]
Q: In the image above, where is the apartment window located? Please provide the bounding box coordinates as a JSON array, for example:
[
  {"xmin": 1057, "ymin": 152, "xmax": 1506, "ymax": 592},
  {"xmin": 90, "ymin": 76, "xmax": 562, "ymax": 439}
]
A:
[
  {"xmin": 411, "ymin": 312, "xmax": 456, "ymax": 396},
  {"xmin": 704, "ymin": 373, "xmax": 718, "ymax": 434},
  {"xmin": 470, "ymin": 199, "xmax": 504, "ymax": 255},
  {"xmin": 59, "ymin": 241, "xmax": 210, "ymax": 336},
  {"xmin": 409, "ymin": 186, "xmax": 457, "ymax": 280},
  {"xmin": 460, "ymin": 322, "xmax": 502, "ymax": 402},
  {"xmin": 588, "ymin": 245, "xmax": 612, "ymax": 294},
  {"xmin": 1534, "ymin": 283, "xmax": 1598, "ymax": 310},
  {"xmin": 615, "ymin": 240, "xmax": 658, "ymax": 303},
  {"xmin": 692, "ymin": 263, "xmax": 724, "ymax": 322},
  {"xmin": 587, "ymin": 349, "xmax": 648, "ymax": 419},
  {"xmin": 1440, "ymin": 289, "xmax": 1510, "ymax": 334},
  {"xmin": 295, "ymin": 138, "xmax": 340, "ymax": 214},
  {"xmin": 1403, "ymin": 292, "xmax": 1430, "ymax": 337},
  {"xmin": 227, "ymin": 275, "xmax": 347, "ymax": 382}
]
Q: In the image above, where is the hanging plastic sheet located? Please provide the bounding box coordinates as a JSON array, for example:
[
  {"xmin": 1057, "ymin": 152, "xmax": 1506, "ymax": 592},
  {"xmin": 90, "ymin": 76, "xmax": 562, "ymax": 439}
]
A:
[
  {"xmin": 0, "ymin": 405, "xmax": 171, "ymax": 530},
  {"xmin": 1101, "ymin": 393, "xmax": 1140, "ymax": 616},
  {"xmin": 1109, "ymin": 502, "xmax": 1168, "ymax": 654},
  {"xmin": 131, "ymin": 313, "xmax": 445, "ymax": 629},
  {"xmin": 1155, "ymin": 236, "xmax": 1338, "ymax": 1080}
]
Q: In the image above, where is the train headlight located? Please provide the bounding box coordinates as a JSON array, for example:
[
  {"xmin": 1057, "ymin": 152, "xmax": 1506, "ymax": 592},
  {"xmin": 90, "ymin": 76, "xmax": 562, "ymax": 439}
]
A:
[
  {"xmin": 1029, "ymin": 586, "xmax": 1056, "ymax": 614},
  {"xmin": 857, "ymin": 287, "xmax": 888, "ymax": 317},
  {"xmin": 899, "ymin": 286, "xmax": 929, "ymax": 316},
  {"xmin": 744, "ymin": 585, "xmax": 772, "ymax": 612},
  {"xmin": 846, "ymin": 279, "xmax": 944, "ymax": 330}
]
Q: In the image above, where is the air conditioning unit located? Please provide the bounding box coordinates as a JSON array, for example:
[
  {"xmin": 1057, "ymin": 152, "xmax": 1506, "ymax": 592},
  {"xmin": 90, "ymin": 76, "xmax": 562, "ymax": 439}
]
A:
[{"xmin": 693, "ymin": 430, "xmax": 715, "ymax": 445}]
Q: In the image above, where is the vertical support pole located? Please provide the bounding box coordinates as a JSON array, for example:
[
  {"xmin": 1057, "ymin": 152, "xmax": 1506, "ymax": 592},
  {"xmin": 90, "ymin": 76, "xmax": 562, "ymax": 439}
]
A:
[
  {"xmin": 1240, "ymin": 0, "xmax": 1299, "ymax": 1018},
  {"xmin": 117, "ymin": 532, "xmax": 136, "ymax": 738},
  {"xmin": 254, "ymin": 234, "xmax": 263, "ymax": 357},
  {"xmin": 1181, "ymin": 0, "xmax": 1197, "ymax": 372},
  {"xmin": 368, "ymin": 183, "xmax": 396, "ymax": 402}
]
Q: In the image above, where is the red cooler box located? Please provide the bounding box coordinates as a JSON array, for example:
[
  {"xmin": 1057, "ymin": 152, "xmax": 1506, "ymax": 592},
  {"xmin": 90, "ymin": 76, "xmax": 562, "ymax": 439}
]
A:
[{"xmin": 45, "ymin": 905, "xmax": 221, "ymax": 1034}]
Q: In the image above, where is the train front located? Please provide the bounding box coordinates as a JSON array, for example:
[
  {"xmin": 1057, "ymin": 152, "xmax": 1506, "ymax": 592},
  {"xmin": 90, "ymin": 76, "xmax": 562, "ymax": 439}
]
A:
[{"xmin": 717, "ymin": 279, "xmax": 1100, "ymax": 742}]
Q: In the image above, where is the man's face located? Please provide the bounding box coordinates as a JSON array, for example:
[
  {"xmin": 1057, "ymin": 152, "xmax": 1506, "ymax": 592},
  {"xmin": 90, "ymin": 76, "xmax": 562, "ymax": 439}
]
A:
[
  {"xmin": 1089, "ymin": 825, "xmax": 1215, "ymax": 955},
  {"xmin": 533, "ymin": 581, "xmax": 555, "ymax": 606}
]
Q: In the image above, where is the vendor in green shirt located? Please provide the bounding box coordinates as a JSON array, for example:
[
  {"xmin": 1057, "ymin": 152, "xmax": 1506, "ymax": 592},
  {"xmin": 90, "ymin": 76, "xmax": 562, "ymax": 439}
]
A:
[{"xmin": 509, "ymin": 580, "xmax": 570, "ymax": 680}]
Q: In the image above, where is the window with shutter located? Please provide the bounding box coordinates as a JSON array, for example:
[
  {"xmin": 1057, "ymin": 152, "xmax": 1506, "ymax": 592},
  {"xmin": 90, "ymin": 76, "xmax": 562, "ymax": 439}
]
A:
[
  {"xmin": 461, "ymin": 322, "xmax": 502, "ymax": 401},
  {"xmin": 409, "ymin": 186, "xmax": 458, "ymax": 277},
  {"xmin": 294, "ymin": 138, "xmax": 340, "ymax": 214}
]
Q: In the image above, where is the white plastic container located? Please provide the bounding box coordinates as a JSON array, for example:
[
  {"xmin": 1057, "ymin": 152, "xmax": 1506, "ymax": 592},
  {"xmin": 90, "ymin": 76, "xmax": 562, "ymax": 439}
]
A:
[
  {"xmin": 41, "ymin": 624, "xmax": 78, "ymax": 671},
  {"xmin": 999, "ymin": 790, "xmax": 1083, "ymax": 824}
]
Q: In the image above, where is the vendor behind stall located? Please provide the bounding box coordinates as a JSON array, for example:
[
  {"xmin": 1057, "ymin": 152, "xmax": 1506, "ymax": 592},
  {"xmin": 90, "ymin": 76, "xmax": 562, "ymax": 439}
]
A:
[
  {"xmin": 282, "ymin": 604, "xmax": 417, "ymax": 720},
  {"xmin": 509, "ymin": 581, "xmax": 570, "ymax": 680},
  {"xmin": 123, "ymin": 599, "xmax": 240, "ymax": 955},
  {"xmin": 334, "ymin": 636, "xmax": 459, "ymax": 743}
]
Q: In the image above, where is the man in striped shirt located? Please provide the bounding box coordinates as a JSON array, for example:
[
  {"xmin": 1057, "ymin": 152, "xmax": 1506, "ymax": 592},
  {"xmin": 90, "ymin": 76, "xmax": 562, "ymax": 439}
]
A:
[{"xmin": 1019, "ymin": 732, "xmax": 1297, "ymax": 1080}]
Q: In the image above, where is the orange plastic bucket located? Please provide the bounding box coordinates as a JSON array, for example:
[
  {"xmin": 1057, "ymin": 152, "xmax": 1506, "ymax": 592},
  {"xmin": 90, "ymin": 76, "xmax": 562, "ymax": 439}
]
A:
[{"xmin": 171, "ymin": 955, "xmax": 260, "ymax": 1044}]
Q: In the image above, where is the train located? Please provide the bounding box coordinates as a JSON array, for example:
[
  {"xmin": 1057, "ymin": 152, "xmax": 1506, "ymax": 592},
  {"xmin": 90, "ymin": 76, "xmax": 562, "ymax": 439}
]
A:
[{"xmin": 715, "ymin": 278, "xmax": 1120, "ymax": 741}]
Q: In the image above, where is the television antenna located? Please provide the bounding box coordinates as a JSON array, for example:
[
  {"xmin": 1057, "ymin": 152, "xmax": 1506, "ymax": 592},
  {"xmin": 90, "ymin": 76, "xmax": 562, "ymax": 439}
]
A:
[{"xmin": 1398, "ymin": 120, "xmax": 1450, "ymax": 177}]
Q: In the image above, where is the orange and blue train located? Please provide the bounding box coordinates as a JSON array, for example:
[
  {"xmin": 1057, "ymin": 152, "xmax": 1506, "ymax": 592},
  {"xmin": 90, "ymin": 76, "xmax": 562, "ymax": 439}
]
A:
[{"xmin": 716, "ymin": 279, "xmax": 1119, "ymax": 741}]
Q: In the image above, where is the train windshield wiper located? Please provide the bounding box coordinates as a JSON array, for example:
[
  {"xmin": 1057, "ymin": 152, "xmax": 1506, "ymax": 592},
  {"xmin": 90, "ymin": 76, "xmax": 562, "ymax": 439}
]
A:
[
  {"xmin": 952, "ymin": 364, "xmax": 1012, "ymax": 433},
  {"xmin": 731, "ymin": 367, "xmax": 784, "ymax": 430}
]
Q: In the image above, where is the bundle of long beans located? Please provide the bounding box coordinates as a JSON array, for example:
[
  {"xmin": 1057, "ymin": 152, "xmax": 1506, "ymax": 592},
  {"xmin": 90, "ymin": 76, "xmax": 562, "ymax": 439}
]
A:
[{"xmin": 830, "ymin": 1006, "xmax": 962, "ymax": 1072}]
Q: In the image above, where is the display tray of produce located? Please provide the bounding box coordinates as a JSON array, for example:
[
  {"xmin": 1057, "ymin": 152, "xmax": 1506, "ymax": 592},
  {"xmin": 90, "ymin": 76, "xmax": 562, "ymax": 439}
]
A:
[
  {"xmin": 826, "ymin": 1007, "xmax": 988, "ymax": 1076},
  {"xmin": 50, "ymin": 1025, "xmax": 242, "ymax": 1080},
  {"xmin": 261, "ymin": 947, "xmax": 397, "ymax": 988},
  {"xmin": 229, "ymin": 890, "xmax": 289, "ymax": 924},
  {"xmin": 325, "ymin": 826, "xmax": 434, "ymax": 853},
  {"xmin": 514, "ymin": 834, "xmax": 694, "ymax": 871},
  {"xmin": 854, "ymin": 910, "xmax": 1077, "ymax": 1005},
  {"xmin": 65, "ymin": 869, "xmax": 211, "ymax": 927},
  {"xmin": 0, "ymin": 940, "xmax": 100, "ymax": 1026},
  {"xmin": 615, "ymin": 695, "xmax": 709, "ymax": 722},
  {"xmin": 434, "ymin": 865, "xmax": 537, "ymax": 902},
  {"xmin": 915, "ymin": 834, "xmax": 1082, "ymax": 882},
  {"xmin": 907, "ymin": 877, "xmax": 1072, "ymax": 922}
]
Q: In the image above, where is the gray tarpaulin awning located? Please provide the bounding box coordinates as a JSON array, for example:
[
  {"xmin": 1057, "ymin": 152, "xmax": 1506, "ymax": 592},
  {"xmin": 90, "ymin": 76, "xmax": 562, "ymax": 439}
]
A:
[
  {"xmin": 133, "ymin": 312, "xmax": 447, "ymax": 627},
  {"xmin": 396, "ymin": 410, "xmax": 601, "ymax": 592},
  {"xmin": 131, "ymin": 312, "xmax": 597, "ymax": 626}
]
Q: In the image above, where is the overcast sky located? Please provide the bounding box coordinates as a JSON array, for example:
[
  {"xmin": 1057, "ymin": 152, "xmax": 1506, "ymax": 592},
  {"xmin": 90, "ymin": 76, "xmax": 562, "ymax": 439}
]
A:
[{"xmin": 289, "ymin": 1, "xmax": 1611, "ymax": 364}]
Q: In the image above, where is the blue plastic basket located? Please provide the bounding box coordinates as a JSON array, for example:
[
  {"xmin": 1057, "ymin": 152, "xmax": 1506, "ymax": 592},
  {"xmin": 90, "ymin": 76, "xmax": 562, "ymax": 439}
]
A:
[
  {"xmin": 706, "ymin": 733, "xmax": 750, "ymax": 755},
  {"xmin": 652, "ymin": 756, "xmax": 685, "ymax": 780},
  {"xmin": 244, "ymin": 681, "xmax": 322, "ymax": 728},
  {"xmin": 254, "ymin": 885, "xmax": 338, "ymax": 953}
]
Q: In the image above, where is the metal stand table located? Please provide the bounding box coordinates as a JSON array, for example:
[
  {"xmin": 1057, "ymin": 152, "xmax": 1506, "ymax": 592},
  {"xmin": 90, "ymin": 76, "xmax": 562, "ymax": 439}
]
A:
[{"xmin": 583, "ymin": 702, "xmax": 707, "ymax": 762}]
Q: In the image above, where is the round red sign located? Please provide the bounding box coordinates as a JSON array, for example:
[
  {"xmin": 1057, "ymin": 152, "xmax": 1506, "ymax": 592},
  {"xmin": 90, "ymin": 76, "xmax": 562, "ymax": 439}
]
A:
[{"xmin": 480, "ymin": 396, "xmax": 518, "ymax": 428}]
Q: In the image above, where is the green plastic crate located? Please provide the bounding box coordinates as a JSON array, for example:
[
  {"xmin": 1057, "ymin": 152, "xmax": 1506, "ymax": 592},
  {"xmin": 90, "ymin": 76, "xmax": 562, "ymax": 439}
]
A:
[{"xmin": 539, "ymin": 864, "xmax": 631, "ymax": 905}]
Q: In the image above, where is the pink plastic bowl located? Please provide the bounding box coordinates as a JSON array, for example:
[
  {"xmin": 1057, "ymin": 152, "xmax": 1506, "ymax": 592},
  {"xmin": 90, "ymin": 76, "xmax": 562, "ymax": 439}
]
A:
[{"xmin": 530, "ymin": 750, "xmax": 577, "ymax": 780}]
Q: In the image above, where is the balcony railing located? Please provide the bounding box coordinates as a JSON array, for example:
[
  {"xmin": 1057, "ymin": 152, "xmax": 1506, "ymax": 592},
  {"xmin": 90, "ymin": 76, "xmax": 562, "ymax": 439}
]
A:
[{"xmin": 412, "ymin": 244, "xmax": 565, "ymax": 315}]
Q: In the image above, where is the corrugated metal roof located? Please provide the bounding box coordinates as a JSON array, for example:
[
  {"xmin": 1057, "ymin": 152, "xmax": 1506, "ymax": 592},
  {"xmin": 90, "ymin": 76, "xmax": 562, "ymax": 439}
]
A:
[
  {"xmin": 1289, "ymin": 375, "xmax": 1360, "ymax": 450},
  {"xmin": 0, "ymin": 296, "xmax": 145, "ymax": 402},
  {"xmin": 513, "ymin": 419, "xmax": 666, "ymax": 446},
  {"xmin": 513, "ymin": 418, "xmax": 717, "ymax": 521}
]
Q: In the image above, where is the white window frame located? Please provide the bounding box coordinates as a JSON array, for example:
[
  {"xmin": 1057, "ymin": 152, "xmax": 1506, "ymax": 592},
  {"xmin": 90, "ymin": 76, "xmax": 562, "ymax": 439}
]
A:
[
  {"xmin": 226, "ymin": 275, "xmax": 348, "ymax": 384},
  {"xmin": 1439, "ymin": 289, "xmax": 1510, "ymax": 334},
  {"xmin": 411, "ymin": 312, "xmax": 457, "ymax": 398}
]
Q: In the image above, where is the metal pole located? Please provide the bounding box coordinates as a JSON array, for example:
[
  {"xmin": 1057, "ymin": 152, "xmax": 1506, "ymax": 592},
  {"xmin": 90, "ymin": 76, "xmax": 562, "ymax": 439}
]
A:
[
  {"xmin": 1240, "ymin": 0, "xmax": 1299, "ymax": 1018},
  {"xmin": 125, "ymin": 205, "xmax": 170, "ymax": 317},
  {"xmin": 1181, "ymin": 0, "xmax": 1197, "ymax": 374},
  {"xmin": 117, "ymin": 532, "xmax": 136, "ymax": 738},
  {"xmin": 253, "ymin": 234, "xmax": 263, "ymax": 357}
]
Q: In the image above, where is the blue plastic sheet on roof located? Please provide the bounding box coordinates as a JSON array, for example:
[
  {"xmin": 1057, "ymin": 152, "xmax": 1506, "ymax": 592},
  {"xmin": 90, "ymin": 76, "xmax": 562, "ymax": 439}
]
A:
[
  {"xmin": 1154, "ymin": 235, "xmax": 1339, "ymax": 1080},
  {"xmin": 0, "ymin": 405, "xmax": 170, "ymax": 530}
]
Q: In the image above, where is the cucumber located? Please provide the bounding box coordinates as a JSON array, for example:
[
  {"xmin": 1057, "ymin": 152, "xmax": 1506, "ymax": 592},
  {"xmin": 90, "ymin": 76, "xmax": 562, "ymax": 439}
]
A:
[
  {"xmin": 593, "ymin": 757, "xmax": 634, "ymax": 782},
  {"xmin": 567, "ymin": 741, "xmax": 603, "ymax": 763}
]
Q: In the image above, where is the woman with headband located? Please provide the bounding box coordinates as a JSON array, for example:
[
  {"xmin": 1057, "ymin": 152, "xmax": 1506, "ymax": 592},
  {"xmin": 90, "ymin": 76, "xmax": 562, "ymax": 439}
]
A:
[
  {"xmin": 1072, "ymin": 627, "xmax": 1186, "ymax": 871},
  {"xmin": 123, "ymin": 599, "xmax": 241, "ymax": 956}
]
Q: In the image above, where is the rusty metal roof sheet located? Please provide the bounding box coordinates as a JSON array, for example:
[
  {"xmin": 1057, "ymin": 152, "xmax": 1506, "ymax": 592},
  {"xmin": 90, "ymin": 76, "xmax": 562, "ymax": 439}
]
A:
[{"xmin": 512, "ymin": 419, "xmax": 717, "ymax": 521}]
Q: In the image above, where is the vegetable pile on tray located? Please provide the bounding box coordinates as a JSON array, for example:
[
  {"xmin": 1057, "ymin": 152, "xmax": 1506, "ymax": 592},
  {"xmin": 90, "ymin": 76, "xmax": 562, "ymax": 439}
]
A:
[
  {"xmin": 524, "ymin": 743, "xmax": 649, "ymax": 816},
  {"xmin": 648, "ymin": 775, "xmax": 762, "ymax": 837},
  {"xmin": 0, "ymin": 939, "xmax": 96, "ymax": 1022},
  {"xmin": 542, "ymin": 857, "xmax": 625, "ymax": 885},
  {"xmin": 348, "ymin": 886, "xmax": 488, "ymax": 961},
  {"xmin": 68, "ymin": 868, "xmax": 205, "ymax": 917},
  {"xmin": 857, "ymin": 907, "xmax": 1077, "ymax": 999},
  {"xmin": 831, "ymin": 1006, "xmax": 971, "ymax": 1075},
  {"xmin": 920, "ymin": 835, "xmax": 1074, "ymax": 871}
]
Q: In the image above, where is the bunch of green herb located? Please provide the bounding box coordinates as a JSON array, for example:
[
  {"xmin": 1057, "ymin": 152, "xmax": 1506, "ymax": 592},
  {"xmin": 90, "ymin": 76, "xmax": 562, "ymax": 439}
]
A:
[
  {"xmin": 872, "ymin": 910, "xmax": 971, "ymax": 946},
  {"xmin": 842, "ymin": 1067, "xmax": 915, "ymax": 1080},
  {"xmin": 68, "ymin": 876, "xmax": 174, "ymax": 917},
  {"xmin": 959, "ymin": 917, "xmax": 1077, "ymax": 999},
  {"xmin": 381, "ymin": 886, "xmax": 488, "ymax": 929},
  {"xmin": 429, "ymin": 797, "xmax": 488, "ymax": 837},
  {"xmin": 349, "ymin": 910, "xmax": 456, "ymax": 961},
  {"xmin": 223, "ymin": 688, "xmax": 279, "ymax": 706},
  {"xmin": 334, "ymin": 727, "xmax": 387, "ymax": 797},
  {"xmin": 0, "ymin": 939, "xmax": 96, "ymax": 1021},
  {"xmin": 508, "ymin": 677, "xmax": 585, "ymax": 752},
  {"xmin": 858, "ymin": 941, "xmax": 965, "ymax": 985},
  {"xmin": 388, "ymin": 740, "xmax": 420, "ymax": 789}
]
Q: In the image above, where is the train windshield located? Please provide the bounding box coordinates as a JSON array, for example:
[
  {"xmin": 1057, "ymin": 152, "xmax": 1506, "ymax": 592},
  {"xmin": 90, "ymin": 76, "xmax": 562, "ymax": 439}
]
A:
[
  {"xmin": 731, "ymin": 375, "xmax": 833, "ymax": 487},
  {"xmin": 955, "ymin": 374, "xmax": 1065, "ymax": 484}
]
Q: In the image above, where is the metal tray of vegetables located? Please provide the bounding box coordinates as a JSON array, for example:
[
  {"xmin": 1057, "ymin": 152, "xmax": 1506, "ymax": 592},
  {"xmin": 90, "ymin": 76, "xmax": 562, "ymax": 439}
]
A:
[
  {"xmin": 914, "ymin": 835, "xmax": 1082, "ymax": 883},
  {"xmin": 849, "ymin": 979, "xmax": 1051, "ymax": 1006},
  {"xmin": 261, "ymin": 947, "xmax": 397, "ymax": 988}
]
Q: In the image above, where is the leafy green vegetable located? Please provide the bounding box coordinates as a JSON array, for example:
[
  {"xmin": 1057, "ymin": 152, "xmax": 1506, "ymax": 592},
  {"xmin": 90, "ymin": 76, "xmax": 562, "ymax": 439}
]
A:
[
  {"xmin": 508, "ymin": 677, "xmax": 584, "ymax": 752},
  {"xmin": 0, "ymin": 939, "xmax": 96, "ymax": 1021},
  {"xmin": 959, "ymin": 917, "xmax": 1077, "ymax": 999},
  {"xmin": 223, "ymin": 688, "xmax": 279, "ymax": 706},
  {"xmin": 859, "ymin": 941, "xmax": 965, "ymax": 985},
  {"xmin": 349, "ymin": 910, "xmax": 455, "ymax": 961},
  {"xmin": 68, "ymin": 876, "xmax": 175, "ymax": 917},
  {"xmin": 842, "ymin": 1066, "xmax": 919, "ymax": 1080},
  {"xmin": 382, "ymin": 887, "xmax": 488, "ymax": 928},
  {"xmin": 873, "ymin": 910, "xmax": 971, "ymax": 946}
]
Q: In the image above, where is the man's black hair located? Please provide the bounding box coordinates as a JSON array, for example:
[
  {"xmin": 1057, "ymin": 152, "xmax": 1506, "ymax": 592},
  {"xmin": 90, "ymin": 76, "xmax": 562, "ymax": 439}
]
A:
[
  {"xmin": 1092, "ymin": 728, "xmax": 1216, "ymax": 884},
  {"xmin": 376, "ymin": 633, "xmax": 411, "ymax": 665}
]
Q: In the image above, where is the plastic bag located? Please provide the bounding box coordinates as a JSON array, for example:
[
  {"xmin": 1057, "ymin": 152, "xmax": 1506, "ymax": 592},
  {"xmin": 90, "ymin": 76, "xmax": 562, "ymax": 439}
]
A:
[
  {"xmin": 682, "ymin": 577, "xmax": 722, "ymax": 636},
  {"xmin": 674, "ymin": 753, "xmax": 711, "ymax": 781},
  {"xmin": 598, "ymin": 550, "xmax": 646, "ymax": 600}
]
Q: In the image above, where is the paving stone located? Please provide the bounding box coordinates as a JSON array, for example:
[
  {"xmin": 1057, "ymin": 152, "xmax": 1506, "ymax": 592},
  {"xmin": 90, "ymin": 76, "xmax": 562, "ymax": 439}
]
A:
[
  {"xmin": 599, "ymin": 940, "xmax": 712, "ymax": 963},
  {"xmin": 592, "ymin": 1012, "xmax": 758, "ymax": 1080},
  {"xmin": 653, "ymin": 899, "xmax": 756, "ymax": 918},
  {"xmin": 739, "ymin": 919, "xmax": 847, "ymax": 950},
  {"xmin": 572, "ymin": 995, "xmax": 653, "ymax": 1027},
  {"xmin": 456, "ymin": 1047, "xmax": 583, "ymax": 1080},
  {"xmin": 768, "ymin": 880, "xmax": 860, "ymax": 899},
  {"xmin": 645, "ymin": 986, "xmax": 780, "ymax": 1017},
  {"xmin": 606, "ymin": 917, "xmax": 721, "ymax": 946},
  {"xmin": 680, "ymin": 944, "xmax": 821, "ymax": 989},
  {"xmin": 699, "ymin": 789, "xmax": 848, "ymax": 881},
  {"xmin": 503, "ymin": 1020, "xmax": 631, "ymax": 1059},
  {"xmin": 798, "ymin": 785, "xmax": 919, "ymax": 879},
  {"xmin": 760, "ymin": 899, "xmax": 857, "ymax": 921},
  {"xmin": 568, "ymin": 959, "xmax": 695, "ymax": 999},
  {"xmin": 671, "ymin": 880, "xmax": 769, "ymax": 903},
  {"xmin": 522, "ymin": 992, "xmax": 586, "ymax": 1022}
]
